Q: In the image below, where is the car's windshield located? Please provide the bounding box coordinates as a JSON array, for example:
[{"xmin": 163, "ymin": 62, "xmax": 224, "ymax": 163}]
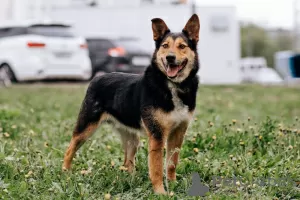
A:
[
  {"xmin": 27, "ymin": 25, "xmax": 75, "ymax": 38},
  {"xmin": 115, "ymin": 39, "xmax": 144, "ymax": 51}
]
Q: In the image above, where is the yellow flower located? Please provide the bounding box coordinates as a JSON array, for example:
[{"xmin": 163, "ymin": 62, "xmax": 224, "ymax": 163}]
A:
[
  {"xmin": 44, "ymin": 142, "xmax": 49, "ymax": 148},
  {"xmin": 104, "ymin": 193, "xmax": 111, "ymax": 200},
  {"xmin": 212, "ymin": 135, "xmax": 217, "ymax": 140},
  {"xmin": 106, "ymin": 145, "xmax": 111, "ymax": 150},
  {"xmin": 119, "ymin": 166, "xmax": 128, "ymax": 171},
  {"xmin": 111, "ymin": 160, "xmax": 115, "ymax": 167},
  {"xmin": 232, "ymin": 119, "xmax": 237, "ymax": 124},
  {"xmin": 80, "ymin": 168, "xmax": 91, "ymax": 175},
  {"xmin": 25, "ymin": 171, "xmax": 33, "ymax": 178},
  {"xmin": 293, "ymin": 129, "xmax": 298, "ymax": 133},
  {"xmin": 29, "ymin": 130, "xmax": 35, "ymax": 135},
  {"xmin": 259, "ymin": 135, "xmax": 262, "ymax": 140},
  {"xmin": 193, "ymin": 148, "xmax": 199, "ymax": 153}
]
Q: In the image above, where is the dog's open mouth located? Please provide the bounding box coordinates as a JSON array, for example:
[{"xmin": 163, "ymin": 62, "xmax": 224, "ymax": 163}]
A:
[{"xmin": 162, "ymin": 59, "xmax": 188, "ymax": 78}]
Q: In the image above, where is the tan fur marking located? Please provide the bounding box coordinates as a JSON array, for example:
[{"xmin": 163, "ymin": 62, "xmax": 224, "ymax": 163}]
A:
[
  {"xmin": 156, "ymin": 36, "xmax": 196, "ymax": 83},
  {"xmin": 153, "ymin": 109, "xmax": 174, "ymax": 133},
  {"xmin": 166, "ymin": 121, "xmax": 189, "ymax": 180},
  {"xmin": 142, "ymin": 108, "xmax": 193, "ymax": 194},
  {"xmin": 153, "ymin": 108, "xmax": 193, "ymax": 132},
  {"xmin": 140, "ymin": 118, "xmax": 166, "ymax": 194},
  {"xmin": 147, "ymin": 133, "xmax": 167, "ymax": 194},
  {"xmin": 62, "ymin": 113, "xmax": 109, "ymax": 170},
  {"xmin": 63, "ymin": 123, "xmax": 99, "ymax": 170}
]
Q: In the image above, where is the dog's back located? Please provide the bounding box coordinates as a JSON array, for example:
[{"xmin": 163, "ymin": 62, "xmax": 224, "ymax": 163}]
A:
[{"xmin": 86, "ymin": 72, "xmax": 144, "ymax": 129}]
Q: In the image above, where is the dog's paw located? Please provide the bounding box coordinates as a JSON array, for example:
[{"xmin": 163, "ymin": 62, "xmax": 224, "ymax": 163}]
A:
[
  {"xmin": 124, "ymin": 160, "xmax": 135, "ymax": 174},
  {"xmin": 62, "ymin": 166, "xmax": 71, "ymax": 172},
  {"xmin": 154, "ymin": 187, "xmax": 167, "ymax": 195}
]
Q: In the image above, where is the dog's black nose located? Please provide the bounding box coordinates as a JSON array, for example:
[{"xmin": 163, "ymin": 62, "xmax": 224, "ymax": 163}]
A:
[{"xmin": 166, "ymin": 54, "xmax": 176, "ymax": 63}]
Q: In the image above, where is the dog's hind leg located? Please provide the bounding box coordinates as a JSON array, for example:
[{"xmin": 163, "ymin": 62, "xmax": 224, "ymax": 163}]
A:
[
  {"xmin": 119, "ymin": 131, "xmax": 140, "ymax": 173},
  {"xmin": 62, "ymin": 94, "xmax": 105, "ymax": 171}
]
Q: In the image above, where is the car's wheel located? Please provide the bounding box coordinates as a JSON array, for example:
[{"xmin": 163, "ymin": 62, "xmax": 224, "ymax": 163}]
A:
[{"xmin": 0, "ymin": 64, "xmax": 17, "ymax": 86}]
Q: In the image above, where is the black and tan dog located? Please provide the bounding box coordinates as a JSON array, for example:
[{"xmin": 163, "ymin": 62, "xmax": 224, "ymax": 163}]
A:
[{"xmin": 63, "ymin": 14, "xmax": 200, "ymax": 194}]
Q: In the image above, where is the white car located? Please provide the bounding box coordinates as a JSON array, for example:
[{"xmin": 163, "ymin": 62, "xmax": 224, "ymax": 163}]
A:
[{"xmin": 0, "ymin": 20, "xmax": 92, "ymax": 83}]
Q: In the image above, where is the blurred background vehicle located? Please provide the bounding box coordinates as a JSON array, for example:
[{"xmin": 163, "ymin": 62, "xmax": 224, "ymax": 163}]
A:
[
  {"xmin": 86, "ymin": 37, "xmax": 151, "ymax": 76},
  {"xmin": 0, "ymin": 0, "xmax": 300, "ymax": 85},
  {"xmin": 240, "ymin": 57, "xmax": 283, "ymax": 84},
  {"xmin": 275, "ymin": 51, "xmax": 300, "ymax": 78},
  {"xmin": 0, "ymin": 20, "xmax": 92, "ymax": 83}
]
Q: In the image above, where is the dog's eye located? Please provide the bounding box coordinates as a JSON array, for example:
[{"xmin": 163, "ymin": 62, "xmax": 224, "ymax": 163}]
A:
[
  {"xmin": 162, "ymin": 44, "xmax": 169, "ymax": 49},
  {"xmin": 179, "ymin": 44, "xmax": 186, "ymax": 49}
]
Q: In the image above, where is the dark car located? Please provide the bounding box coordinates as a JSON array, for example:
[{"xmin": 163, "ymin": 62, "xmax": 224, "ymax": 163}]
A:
[{"xmin": 86, "ymin": 37, "xmax": 151, "ymax": 76}]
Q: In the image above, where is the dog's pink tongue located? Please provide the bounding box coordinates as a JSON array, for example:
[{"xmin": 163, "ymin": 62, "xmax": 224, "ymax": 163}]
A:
[{"xmin": 167, "ymin": 66, "xmax": 180, "ymax": 77}]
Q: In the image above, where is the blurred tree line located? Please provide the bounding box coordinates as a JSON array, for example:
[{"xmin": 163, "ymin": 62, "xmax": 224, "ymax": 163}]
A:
[{"xmin": 241, "ymin": 23, "xmax": 293, "ymax": 67}]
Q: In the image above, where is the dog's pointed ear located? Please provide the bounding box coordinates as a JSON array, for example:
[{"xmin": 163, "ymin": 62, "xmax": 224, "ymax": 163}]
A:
[
  {"xmin": 182, "ymin": 14, "xmax": 200, "ymax": 42},
  {"xmin": 151, "ymin": 18, "xmax": 170, "ymax": 41}
]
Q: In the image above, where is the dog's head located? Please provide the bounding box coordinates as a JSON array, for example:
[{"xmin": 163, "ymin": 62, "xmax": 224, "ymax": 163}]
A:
[{"xmin": 151, "ymin": 14, "xmax": 200, "ymax": 83}]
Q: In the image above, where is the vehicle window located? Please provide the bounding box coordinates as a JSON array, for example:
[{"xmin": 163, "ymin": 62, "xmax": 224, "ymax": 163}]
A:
[
  {"xmin": 86, "ymin": 39, "xmax": 114, "ymax": 51},
  {"xmin": 0, "ymin": 28, "xmax": 10, "ymax": 38},
  {"xmin": 114, "ymin": 39, "xmax": 144, "ymax": 51},
  {"xmin": 27, "ymin": 25, "xmax": 75, "ymax": 37},
  {"xmin": 0, "ymin": 27, "xmax": 27, "ymax": 38}
]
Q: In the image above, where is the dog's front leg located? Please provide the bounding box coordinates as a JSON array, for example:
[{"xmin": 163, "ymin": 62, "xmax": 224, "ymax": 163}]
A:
[
  {"xmin": 148, "ymin": 134, "xmax": 166, "ymax": 194},
  {"xmin": 166, "ymin": 122, "xmax": 188, "ymax": 181},
  {"xmin": 142, "ymin": 113, "xmax": 168, "ymax": 195}
]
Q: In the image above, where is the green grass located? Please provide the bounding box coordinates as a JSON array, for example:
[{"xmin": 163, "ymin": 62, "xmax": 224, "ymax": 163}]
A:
[{"xmin": 0, "ymin": 84, "xmax": 299, "ymax": 199}]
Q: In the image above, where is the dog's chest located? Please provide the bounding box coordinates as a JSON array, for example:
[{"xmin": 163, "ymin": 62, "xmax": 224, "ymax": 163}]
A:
[{"xmin": 167, "ymin": 82, "xmax": 191, "ymax": 125}]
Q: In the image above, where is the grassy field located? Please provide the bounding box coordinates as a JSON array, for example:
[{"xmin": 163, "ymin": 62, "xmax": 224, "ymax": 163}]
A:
[{"xmin": 0, "ymin": 84, "xmax": 299, "ymax": 200}]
